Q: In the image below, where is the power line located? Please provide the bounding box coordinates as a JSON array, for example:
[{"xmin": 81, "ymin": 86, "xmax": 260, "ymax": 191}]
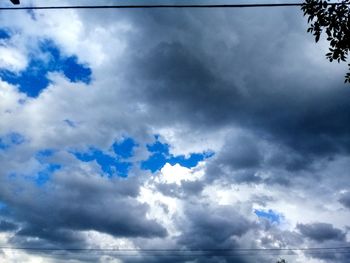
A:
[
  {"xmin": 1, "ymin": 247, "xmax": 350, "ymax": 258},
  {"xmin": 28, "ymin": 251, "xmax": 350, "ymax": 257},
  {"xmin": 0, "ymin": 2, "xmax": 349, "ymax": 10}
]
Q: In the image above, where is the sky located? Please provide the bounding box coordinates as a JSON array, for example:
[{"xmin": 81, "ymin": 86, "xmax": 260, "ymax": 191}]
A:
[{"xmin": 0, "ymin": 0, "xmax": 350, "ymax": 262}]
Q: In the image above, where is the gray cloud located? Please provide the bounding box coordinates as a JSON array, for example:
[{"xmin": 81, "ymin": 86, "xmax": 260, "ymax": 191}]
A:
[
  {"xmin": 1, "ymin": 3, "xmax": 350, "ymax": 262},
  {"xmin": 213, "ymin": 134, "xmax": 263, "ymax": 171},
  {"xmin": 178, "ymin": 204, "xmax": 253, "ymax": 249},
  {"xmin": 116, "ymin": 8, "xmax": 350, "ymax": 164},
  {"xmin": 174, "ymin": 204, "xmax": 253, "ymax": 263},
  {"xmin": 0, "ymin": 165, "xmax": 167, "ymax": 249},
  {"xmin": 156, "ymin": 180, "xmax": 204, "ymax": 199},
  {"xmin": 339, "ymin": 192, "xmax": 350, "ymax": 209},
  {"xmin": 297, "ymin": 223, "xmax": 346, "ymax": 242},
  {"xmin": 0, "ymin": 220, "xmax": 18, "ymax": 232}
]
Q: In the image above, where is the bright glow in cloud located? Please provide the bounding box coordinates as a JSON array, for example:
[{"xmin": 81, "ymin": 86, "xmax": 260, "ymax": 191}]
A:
[
  {"xmin": 0, "ymin": 2, "xmax": 349, "ymax": 263},
  {"xmin": 0, "ymin": 46, "xmax": 27, "ymax": 72}
]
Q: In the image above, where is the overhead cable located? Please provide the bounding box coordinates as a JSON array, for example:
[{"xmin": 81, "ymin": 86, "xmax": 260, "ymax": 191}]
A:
[{"xmin": 0, "ymin": 2, "xmax": 349, "ymax": 10}]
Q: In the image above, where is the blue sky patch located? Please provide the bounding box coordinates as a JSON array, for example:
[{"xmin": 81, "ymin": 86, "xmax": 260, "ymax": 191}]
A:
[
  {"xmin": 0, "ymin": 133, "xmax": 25, "ymax": 150},
  {"xmin": 74, "ymin": 147, "xmax": 131, "ymax": 177},
  {"xmin": 0, "ymin": 39, "xmax": 92, "ymax": 97},
  {"xmin": 0, "ymin": 201, "xmax": 7, "ymax": 210},
  {"xmin": 0, "ymin": 139, "xmax": 6, "ymax": 150},
  {"xmin": 0, "ymin": 29, "xmax": 11, "ymax": 40},
  {"xmin": 147, "ymin": 138, "xmax": 169, "ymax": 154},
  {"xmin": 141, "ymin": 152, "xmax": 167, "ymax": 173},
  {"xmin": 73, "ymin": 137, "xmax": 211, "ymax": 176},
  {"xmin": 34, "ymin": 164, "xmax": 61, "ymax": 186},
  {"xmin": 141, "ymin": 137, "xmax": 213, "ymax": 173},
  {"xmin": 14, "ymin": 151, "xmax": 62, "ymax": 186},
  {"xmin": 113, "ymin": 138, "xmax": 137, "ymax": 159},
  {"xmin": 35, "ymin": 149, "xmax": 56, "ymax": 164},
  {"xmin": 255, "ymin": 209, "xmax": 282, "ymax": 224},
  {"xmin": 168, "ymin": 153, "xmax": 213, "ymax": 168}
]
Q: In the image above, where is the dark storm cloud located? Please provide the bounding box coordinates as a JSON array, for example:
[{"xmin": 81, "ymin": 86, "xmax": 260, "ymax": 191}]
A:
[
  {"xmin": 79, "ymin": 5, "xmax": 350, "ymax": 180},
  {"xmin": 178, "ymin": 204, "xmax": 253, "ymax": 249},
  {"xmin": 213, "ymin": 135, "xmax": 262, "ymax": 170},
  {"xmin": 204, "ymin": 133, "xmax": 264, "ymax": 184},
  {"xmin": 0, "ymin": 167, "xmax": 167, "ymax": 248},
  {"xmin": 2, "ymin": 4, "xmax": 350, "ymax": 263},
  {"xmin": 172, "ymin": 204, "xmax": 254, "ymax": 263},
  {"xmin": 297, "ymin": 222, "xmax": 346, "ymax": 242},
  {"xmin": 66, "ymin": 9, "xmax": 350, "ymax": 263},
  {"xmin": 116, "ymin": 8, "xmax": 350, "ymax": 170},
  {"xmin": 13, "ymin": 227, "xmax": 85, "ymax": 248},
  {"xmin": 0, "ymin": 220, "xmax": 17, "ymax": 232},
  {"xmin": 128, "ymin": 41, "xmax": 243, "ymax": 128},
  {"xmin": 339, "ymin": 192, "xmax": 350, "ymax": 209}
]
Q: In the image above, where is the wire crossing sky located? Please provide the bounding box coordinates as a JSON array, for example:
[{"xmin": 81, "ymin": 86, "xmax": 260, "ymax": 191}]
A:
[
  {"xmin": 0, "ymin": 2, "xmax": 349, "ymax": 10},
  {"xmin": 1, "ymin": 246, "xmax": 350, "ymax": 259}
]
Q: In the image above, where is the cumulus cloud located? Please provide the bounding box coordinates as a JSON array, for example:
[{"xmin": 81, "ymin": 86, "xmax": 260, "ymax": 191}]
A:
[{"xmin": 0, "ymin": 1, "xmax": 350, "ymax": 262}]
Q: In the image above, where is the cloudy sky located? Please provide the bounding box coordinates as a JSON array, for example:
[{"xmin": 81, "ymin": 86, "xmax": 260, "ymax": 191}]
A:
[{"xmin": 0, "ymin": 0, "xmax": 350, "ymax": 262}]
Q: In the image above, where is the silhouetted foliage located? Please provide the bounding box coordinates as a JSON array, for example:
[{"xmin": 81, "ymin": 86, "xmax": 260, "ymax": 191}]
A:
[
  {"xmin": 276, "ymin": 259, "xmax": 287, "ymax": 263},
  {"xmin": 301, "ymin": 0, "xmax": 350, "ymax": 83}
]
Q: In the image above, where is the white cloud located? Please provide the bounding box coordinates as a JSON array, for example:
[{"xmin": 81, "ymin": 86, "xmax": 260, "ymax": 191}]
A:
[
  {"xmin": 0, "ymin": 46, "xmax": 27, "ymax": 72},
  {"xmin": 0, "ymin": 3, "xmax": 349, "ymax": 263}
]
